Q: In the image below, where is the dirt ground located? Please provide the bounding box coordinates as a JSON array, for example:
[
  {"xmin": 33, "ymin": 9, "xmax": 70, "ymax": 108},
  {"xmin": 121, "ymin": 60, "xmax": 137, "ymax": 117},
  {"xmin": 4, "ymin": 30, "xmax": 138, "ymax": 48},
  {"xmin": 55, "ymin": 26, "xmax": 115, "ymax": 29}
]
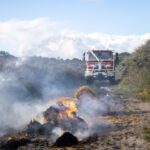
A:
[
  {"xmin": 0, "ymin": 90, "xmax": 150, "ymax": 150},
  {"xmin": 58, "ymin": 94, "xmax": 150, "ymax": 150}
]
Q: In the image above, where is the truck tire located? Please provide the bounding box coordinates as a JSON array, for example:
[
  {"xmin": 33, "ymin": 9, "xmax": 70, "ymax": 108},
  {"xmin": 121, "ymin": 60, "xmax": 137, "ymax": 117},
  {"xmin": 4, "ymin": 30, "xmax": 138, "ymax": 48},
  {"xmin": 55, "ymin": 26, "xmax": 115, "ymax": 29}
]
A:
[
  {"xmin": 109, "ymin": 76, "xmax": 116, "ymax": 85},
  {"xmin": 85, "ymin": 76, "xmax": 94, "ymax": 85}
]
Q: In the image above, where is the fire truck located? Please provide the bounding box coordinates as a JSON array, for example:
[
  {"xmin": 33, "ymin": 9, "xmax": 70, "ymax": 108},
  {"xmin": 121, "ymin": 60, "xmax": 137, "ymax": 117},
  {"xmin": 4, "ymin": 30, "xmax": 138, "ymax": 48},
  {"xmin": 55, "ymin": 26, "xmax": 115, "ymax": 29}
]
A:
[{"xmin": 83, "ymin": 50, "xmax": 116, "ymax": 84}]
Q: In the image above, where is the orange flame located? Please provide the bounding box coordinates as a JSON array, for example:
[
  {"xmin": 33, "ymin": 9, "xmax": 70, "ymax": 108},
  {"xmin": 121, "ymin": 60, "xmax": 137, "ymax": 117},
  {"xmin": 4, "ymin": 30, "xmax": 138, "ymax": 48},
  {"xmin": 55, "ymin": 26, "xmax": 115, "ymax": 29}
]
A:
[{"xmin": 57, "ymin": 98, "xmax": 77, "ymax": 119}]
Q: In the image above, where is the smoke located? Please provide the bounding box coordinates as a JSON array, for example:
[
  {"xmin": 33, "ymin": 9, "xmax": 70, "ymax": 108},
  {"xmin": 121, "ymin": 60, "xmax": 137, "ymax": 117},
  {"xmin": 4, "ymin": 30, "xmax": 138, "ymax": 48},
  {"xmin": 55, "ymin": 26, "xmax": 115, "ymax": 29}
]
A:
[
  {"xmin": 0, "ymin": 99, "xmax": 47, "ymax": 136},
  {"xmin": 0, "ymin": 18, "xmax": 150, "ymax": 59},
  {"xmin": 35, "ymin": 86, "xmax": 122, "ymax": 140},
  {"xmin": 0, "ymin": 56, "xmax": 84, "ymax": 136},
  {"xmin": 0, "ymin": 54, "xmax": 122, "ymax": 139},
  {"xmin": 74, "ymin": 90, "xmax": 122, "ymax": 139}
]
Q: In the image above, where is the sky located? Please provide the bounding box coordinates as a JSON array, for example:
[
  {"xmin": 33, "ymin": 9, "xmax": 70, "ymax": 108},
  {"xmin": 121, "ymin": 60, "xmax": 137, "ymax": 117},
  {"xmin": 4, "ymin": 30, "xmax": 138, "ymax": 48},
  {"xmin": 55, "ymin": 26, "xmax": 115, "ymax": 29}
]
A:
[{"xmin": 0, "ymin": 0, "xmax": 150, "ymax": 58}]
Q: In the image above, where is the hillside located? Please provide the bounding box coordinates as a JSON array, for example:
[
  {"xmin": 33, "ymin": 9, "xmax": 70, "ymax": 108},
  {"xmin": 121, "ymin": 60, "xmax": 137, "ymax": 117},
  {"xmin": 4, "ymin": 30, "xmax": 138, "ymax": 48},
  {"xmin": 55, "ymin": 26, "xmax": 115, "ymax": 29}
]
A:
[{"xmin": 116, "ymin": 40, "xmax": 150, "ymax": 101}]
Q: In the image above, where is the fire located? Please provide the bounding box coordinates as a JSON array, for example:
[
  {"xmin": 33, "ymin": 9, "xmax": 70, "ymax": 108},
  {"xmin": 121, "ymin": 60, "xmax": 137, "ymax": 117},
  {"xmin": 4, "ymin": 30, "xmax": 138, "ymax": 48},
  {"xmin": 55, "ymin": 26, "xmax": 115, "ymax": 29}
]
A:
[
  {"xmin": 27, "ymin": 87, "xmax": 91, "ymax": 136},
  {"xmin": 57, "ymin": 98, "xmax": 77, "ymax": 119}
]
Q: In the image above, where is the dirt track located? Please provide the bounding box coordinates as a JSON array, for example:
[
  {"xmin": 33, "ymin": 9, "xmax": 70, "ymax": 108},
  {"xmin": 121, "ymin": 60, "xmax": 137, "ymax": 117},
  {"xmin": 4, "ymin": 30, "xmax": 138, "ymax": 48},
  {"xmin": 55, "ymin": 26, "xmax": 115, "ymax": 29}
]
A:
[
  {"xmin": 78, "ymin": 95, "xmax": 150, "ymax": 150},
  {"xmin": 0, "ymin": 89, "xmax": 150, "ymax": 150}
]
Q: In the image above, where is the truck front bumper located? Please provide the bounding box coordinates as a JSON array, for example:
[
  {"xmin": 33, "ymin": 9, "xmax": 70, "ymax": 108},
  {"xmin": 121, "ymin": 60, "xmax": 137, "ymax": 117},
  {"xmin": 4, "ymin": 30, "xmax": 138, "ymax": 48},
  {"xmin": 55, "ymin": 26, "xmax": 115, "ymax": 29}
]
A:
[{"xmin": 85, "ymin": 70, "xmax": 115, "ymax": 80}]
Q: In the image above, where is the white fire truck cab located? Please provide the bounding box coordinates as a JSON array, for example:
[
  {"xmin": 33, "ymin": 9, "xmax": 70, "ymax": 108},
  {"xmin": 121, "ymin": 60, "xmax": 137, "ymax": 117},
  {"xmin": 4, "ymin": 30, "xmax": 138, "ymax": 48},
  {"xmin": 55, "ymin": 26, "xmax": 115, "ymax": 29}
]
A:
[{"xmin": 83, "ymin": 50, "xmax": 116, "ymax": 84}]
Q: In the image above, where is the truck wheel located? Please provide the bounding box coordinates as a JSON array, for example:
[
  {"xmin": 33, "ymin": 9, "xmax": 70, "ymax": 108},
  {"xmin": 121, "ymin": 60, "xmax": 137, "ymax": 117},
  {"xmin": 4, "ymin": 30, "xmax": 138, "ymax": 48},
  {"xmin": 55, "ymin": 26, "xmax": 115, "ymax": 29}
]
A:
[
  {"xmin": 109, "ymin": 77, "xmax": 116, "ymax": 85},
  {"xmin": 85, "ymin": 77, "xmax": 94, "ymax": 85}
]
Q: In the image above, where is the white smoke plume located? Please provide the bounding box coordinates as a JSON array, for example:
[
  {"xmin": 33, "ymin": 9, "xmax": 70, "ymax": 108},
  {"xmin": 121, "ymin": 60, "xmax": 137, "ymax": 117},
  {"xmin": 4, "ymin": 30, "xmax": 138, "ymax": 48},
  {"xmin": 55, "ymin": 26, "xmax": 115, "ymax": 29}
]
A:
[
  {"xmin": 74, "ymin": 90, "xmax": 122, "ymax": 139},
  {"xmin": 0, "ymin": 56, "xmax": 83, "ymax": 136},
  {"xmin": 0, "ymin": 18, "xmax": 150, "ymax": 59}
]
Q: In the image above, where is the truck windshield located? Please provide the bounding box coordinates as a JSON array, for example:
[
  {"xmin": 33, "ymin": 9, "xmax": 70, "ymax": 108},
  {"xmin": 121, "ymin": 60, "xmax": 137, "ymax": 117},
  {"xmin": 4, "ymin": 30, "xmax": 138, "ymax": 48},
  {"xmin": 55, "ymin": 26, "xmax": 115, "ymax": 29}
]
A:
[{"xmin": 88, "ymin": 51, "xmax": 113, "ymax": 60}]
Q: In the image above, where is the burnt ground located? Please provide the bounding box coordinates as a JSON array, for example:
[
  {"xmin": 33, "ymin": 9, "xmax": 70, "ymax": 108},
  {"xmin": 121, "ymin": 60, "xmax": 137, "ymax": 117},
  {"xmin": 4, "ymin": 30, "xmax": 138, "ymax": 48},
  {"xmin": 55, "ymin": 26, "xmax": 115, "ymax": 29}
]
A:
[{"xmin": 0, "ymin": 89, "xmax": 150, "ymax": 150}]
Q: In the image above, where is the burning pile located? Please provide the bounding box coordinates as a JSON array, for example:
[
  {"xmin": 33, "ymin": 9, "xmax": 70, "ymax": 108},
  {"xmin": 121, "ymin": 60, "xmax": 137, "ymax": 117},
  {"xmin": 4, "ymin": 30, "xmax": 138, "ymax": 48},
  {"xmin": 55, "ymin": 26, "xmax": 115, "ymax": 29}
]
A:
[
  {"xmin": 27, "ymin": 86, "xmax": 95, "ymax": 137},
  {"xmin": 0, "ymin": 86, "xmax": 119, "ymax": 149}
]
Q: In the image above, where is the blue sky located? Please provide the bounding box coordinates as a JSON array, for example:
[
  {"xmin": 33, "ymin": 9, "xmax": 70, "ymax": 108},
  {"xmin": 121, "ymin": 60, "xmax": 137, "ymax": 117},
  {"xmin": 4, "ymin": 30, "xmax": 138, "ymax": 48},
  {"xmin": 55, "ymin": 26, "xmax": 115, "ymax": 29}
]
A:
[{"xmin": 0, "ymin": 0, "xmax": 149, "ymax": 34}]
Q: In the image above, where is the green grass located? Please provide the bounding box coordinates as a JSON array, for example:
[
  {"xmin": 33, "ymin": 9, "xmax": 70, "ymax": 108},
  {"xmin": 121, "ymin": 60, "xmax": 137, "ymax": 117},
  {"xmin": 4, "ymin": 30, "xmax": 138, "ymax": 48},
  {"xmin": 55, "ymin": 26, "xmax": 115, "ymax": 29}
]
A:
[
  {"xmin": 112, "ymin": 81, "xmax": 135, "ymax": 97},
  {"xmin": 112, "ymin": 80, "xmax": 150, "ymax": 102}
]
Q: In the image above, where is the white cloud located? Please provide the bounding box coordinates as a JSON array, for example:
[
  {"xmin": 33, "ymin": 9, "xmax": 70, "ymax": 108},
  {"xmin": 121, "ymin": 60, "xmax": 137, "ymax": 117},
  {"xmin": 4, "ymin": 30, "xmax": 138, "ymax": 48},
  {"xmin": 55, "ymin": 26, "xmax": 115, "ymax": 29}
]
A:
[{"xmin": 0, "ymin": 18, "xmax": 150, "ymax": 59}]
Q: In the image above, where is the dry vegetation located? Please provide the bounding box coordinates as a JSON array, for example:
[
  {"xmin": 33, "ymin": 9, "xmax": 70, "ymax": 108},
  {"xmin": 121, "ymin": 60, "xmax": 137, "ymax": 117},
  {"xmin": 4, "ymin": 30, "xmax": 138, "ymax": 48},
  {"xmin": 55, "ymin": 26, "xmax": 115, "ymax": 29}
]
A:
[{"xmin": 115, "ymin": 40, "xmax": 150, "ymax": 102}]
